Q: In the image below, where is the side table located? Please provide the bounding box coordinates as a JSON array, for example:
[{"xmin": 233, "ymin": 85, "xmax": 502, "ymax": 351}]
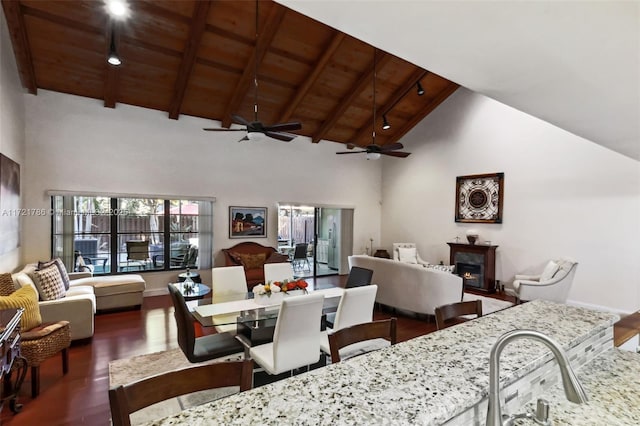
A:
[
  {"xmin": 172, "ymin": 282, "xmax": 211, "ymax": 302},
  {"xmin": 178, "ymin": 271, "xmax": 201, "ymax": 283}
]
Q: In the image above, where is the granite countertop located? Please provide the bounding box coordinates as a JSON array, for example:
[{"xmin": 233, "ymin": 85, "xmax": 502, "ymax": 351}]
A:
[
  {"xmin": 514, "ymin": 349, "xmax": 640, "ymax": 426},
  {"xmin": 141, "ymin": 300, "xmax": 620, "ymax": 426}
]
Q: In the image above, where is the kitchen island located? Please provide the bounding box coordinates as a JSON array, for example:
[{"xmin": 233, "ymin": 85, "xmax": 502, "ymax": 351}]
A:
[{"xmin": 141, "ymin": 300, "xmax": 635, "ymax": 426}]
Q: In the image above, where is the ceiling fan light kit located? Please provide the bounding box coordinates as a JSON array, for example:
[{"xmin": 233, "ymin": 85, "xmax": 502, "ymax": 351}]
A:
[
  {"xmin": 366, "ymin": 152, "xmax": 381, "ymax": 161},
  {"xmin": 416, "ymin": 81, "xmax": 425, "ymax": 96}
]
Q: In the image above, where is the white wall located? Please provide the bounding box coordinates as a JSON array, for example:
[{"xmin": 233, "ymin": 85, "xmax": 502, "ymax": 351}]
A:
[
  {"xmin": 23, "ymin": 90, "xmax": 381, "ymax": 292},
  {"xmin": 0, "ymin": 8, "xmax": 26, "ymax": 273},
  {"xmin": 381, "ymin": 88, "xmax": 640, "ymax": 314}
]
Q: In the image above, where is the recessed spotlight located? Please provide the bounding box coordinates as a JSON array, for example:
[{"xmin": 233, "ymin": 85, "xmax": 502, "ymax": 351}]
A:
[{"xmin": 106, "ymin": 0, "xmax": 128, "ymax": 19}]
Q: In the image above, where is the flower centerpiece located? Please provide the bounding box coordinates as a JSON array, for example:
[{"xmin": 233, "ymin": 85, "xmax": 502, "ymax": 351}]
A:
[
  {"xmin": 274, "ymin": 279, "xmax": 309, "ymax": 295},
  {"xmin": 252, "ymin": 279, "xmax": 309, "ymax": 305}
]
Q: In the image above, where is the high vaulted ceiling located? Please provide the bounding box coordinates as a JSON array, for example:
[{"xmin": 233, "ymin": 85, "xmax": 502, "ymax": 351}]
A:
[
  {"xmin": 1, "ymin": 0, "xmax": 459, "ymax": 149},
  {"xmin": 279, "ymin": 0, "xmax": 640, "ymax": 161}
]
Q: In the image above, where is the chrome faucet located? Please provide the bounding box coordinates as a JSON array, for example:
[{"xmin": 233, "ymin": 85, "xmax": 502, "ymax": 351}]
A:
[{"xmin": 486, "ymin": 329, "xmax": 588, "ymax": 426}]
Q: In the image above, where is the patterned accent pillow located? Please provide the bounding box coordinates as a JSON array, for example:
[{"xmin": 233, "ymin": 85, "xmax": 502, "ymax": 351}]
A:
[
  {"xmin": 0, "ymin": 286, "xmax": 42, "ymax": 330},
  {"xmin": 0, "ymin": 273, "xmax": 16, "ymax": 296},
  {"xmin": 37, "ymin": 258, "xmax": 71, "ymax": 290},
  {"xmin": 233, "ymin": 253, "xmax": 267, "ymax": 270},
  {"xmin": 31, "ymin": 264, "xmax": 67, "ymax": 301},
  {"xmin": 426, "ymin": 263, "xmax": 456, "ymax": 273}
]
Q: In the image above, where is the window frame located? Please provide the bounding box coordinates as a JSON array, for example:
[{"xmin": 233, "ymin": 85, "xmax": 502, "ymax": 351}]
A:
[{"xmin": 50, "ymin": 194, "xmax": 213, "ymax": 275}]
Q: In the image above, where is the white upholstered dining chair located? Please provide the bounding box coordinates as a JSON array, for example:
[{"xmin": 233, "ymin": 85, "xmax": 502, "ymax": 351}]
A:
[
  {"xmin": 263, "ymin": 262, "xmax": 295, "ymax": 283},
  {"xmin": 249, "ymin": 293, "xmax": 324, "ymax": 375},
  {"xmin": 320, "ymin": 285, "xmax": 389, "ymax": 361},
  {"xmin": 211, "ymin": 266, "xmax": 248, "ymax": 293},
  {"xmin": 210, "ymin": 266, "xmax": 248, "ymax": 332}
]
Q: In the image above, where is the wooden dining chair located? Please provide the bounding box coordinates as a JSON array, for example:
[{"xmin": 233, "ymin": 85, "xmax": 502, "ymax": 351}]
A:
[
  {"xmin": 109, "ymin": 359, "xmax": 253, "ymax": 426},
  {"xmin": 328, "ymin": 318, "xmax": 397, "ymax": 363},
  {"xmin": 435, "ymin": 300, "xmax": 483, "ymax": 330},
  {"xmin": 168, "ymin": 284, "xmax": 244, "ymax": 363}
]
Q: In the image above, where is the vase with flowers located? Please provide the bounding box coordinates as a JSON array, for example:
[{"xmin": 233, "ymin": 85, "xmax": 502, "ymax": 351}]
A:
[{"xmin": 252, "ymin": 279, "xmax": 309, "ymax": 305}]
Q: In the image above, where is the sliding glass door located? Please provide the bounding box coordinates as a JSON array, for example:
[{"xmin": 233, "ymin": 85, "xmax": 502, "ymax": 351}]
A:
[{"xmin": 277, "ymin": 204, "xmax": 353, "ymax": 278}]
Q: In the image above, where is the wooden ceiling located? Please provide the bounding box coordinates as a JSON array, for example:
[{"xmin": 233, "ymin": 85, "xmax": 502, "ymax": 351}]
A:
[{"xmin": 2, "ymin": 0, "xmax": 459, "ymax": 148}]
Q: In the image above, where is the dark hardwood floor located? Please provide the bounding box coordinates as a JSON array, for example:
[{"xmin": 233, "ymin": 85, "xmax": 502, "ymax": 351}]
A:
[{"xmin": 0, "ymin": 276, "xmax": 625, "ymax": 425}]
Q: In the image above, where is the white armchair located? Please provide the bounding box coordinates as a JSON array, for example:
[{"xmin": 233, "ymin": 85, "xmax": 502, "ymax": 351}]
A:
[
  {"xmin": 511, "ymin": 258, "xmax": 578, "ymax": 303},
  {"xmin": 392, "ymin": 243, "xmax": 429, "ymax": 266}
]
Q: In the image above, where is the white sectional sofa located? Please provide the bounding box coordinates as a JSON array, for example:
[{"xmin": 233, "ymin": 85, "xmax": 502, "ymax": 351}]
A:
[
  {"xmin": 11, "ymin": 264, "xmax": 146, "ymax": 340},
  {"xmin": 348, "ymin": 255, "xmax": 463, "ymax": 316}
]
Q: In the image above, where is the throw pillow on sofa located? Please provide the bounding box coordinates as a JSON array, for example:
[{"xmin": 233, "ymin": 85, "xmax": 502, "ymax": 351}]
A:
[
  {"xmin": 539, "ymin": 261, "xmax": 560, "ymax": 282},
  {"xmin": 37, "ymin": 258, "xmax": 71, "ymax": 290},
  {"xmin": 0, "ymin": 285, "xmax": 42, "ymax": 330},
  {"xmin": 31, "ymin": 264, "xmax": 66, "ymax": 301},
  {"xmin": 0, "ymin": 272, "xmax": 16, "ymax": 296},
  {"xmin": 397, "ymin": 247, "xmax": 418, "ymax": 264},
  {"xmin": 426, "ymin": 263, "xmax": 455, "ymax": 273},
  {"xmin": 231, "ymin": 252, "xmax": 267, "ymax": 269}
]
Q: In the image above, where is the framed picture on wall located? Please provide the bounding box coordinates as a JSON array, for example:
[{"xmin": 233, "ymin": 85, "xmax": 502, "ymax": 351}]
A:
[
  {"xmin": 0, "ymin": 153, "xmax": 20, "ymax": 255},
  {"xmin": 455, "ymin": 173, "xmax": 504, "ymax": 223},
  {"xmin": 229, "ymin": 206, "xmax": 267, "ymax": 238}
]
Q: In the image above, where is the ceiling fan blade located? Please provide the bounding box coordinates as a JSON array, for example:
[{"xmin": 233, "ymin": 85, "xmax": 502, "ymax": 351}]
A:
[
  {"xmin": 380, "ymin": 142, "xmax": 404, "ymax": 152},
  {"xmin": 264, "ymin": 131, "xmax": 296, "ymax": 142},
  {"xmin": 336, "ymin": 151, "xmax": 366, "ymax": 155},
  {"xmin": 381, "ymin": 151, "xmax": 411, "ymax": 158},
  {"xmin": 237, "ymin": 135, "xmax": 250, "ymax": 142},
  {"xmin": 231, "ymin": 115, "xmax": 251, "ymax": 126},
  {"xmin": 203, "ymin": 128, "xmax": 245, "ymax": 131},
  {"xmin": 263, "ymin": 122, "xmax": 302, "ymax": 132}
]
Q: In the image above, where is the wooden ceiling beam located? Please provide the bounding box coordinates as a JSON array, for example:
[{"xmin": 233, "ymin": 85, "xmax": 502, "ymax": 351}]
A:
[
  {"xmin": 103, "ymin": 23, "xmax": 120, "ymax": 108},
  {"xmin": 351, "ymin": 68, "xmax": 427, "ymax": 147},
  {"xmin": 278, "ymin": 32, "xmax": 344, "ymax": 123},
  {"xmin": 312, "ymin": 50, "xmax": 391, "ymax": 143},
  {"xmin": 2, "ymin": 0, "xmax": 38, "ymax": 94},
  {"xmin": 168, "ymin": 1, "xmax": 212, "ymax": 120},
  {"xmin": 385, "ymin": 82, "xmax": 460, "ymax": 146},
  {"xmin": 21, "ymin": 5, "xmax": 102, "ymax": 36},
  {"xmin": 220, "ymin": 4, "xmax": 286, "ymax": 128},
  {"xmin": 120, "ymin": 36, "xmax": 182, "ymax": 58}
]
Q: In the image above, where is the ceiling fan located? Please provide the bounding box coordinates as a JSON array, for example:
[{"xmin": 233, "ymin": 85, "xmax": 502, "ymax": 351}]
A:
[
  {"xmin": 336, "ymin": 48, "xmax": 411, "ymax": 159},
  {"xmin": 337, "ymin": 142, "xmax": 410, "ymax": 159},
  {"xmin": 203, "ymin": 1, "xmax": 301, "ymax": 142}
]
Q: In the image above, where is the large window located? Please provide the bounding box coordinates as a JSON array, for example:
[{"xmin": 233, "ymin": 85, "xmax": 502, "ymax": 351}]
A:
[{"xmin": 51, "ymin": 195, "xmax": 213, "ymax": 274}]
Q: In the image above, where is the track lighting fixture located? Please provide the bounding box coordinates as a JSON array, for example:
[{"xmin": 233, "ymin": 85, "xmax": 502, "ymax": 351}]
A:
[
  {"xmin": 382, "ymin": 115, "xmax": 391, "ymax": 130},
  {"xmin": 416, "ymin": 82, "xmax": 425, "ymax": 96},
  {"xmin": 107, "ymin": 27, "xmax": 121, "ymax": 66}
]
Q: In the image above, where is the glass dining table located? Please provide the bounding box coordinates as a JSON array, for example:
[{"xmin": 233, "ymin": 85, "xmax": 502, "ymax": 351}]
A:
[{"xmin": 191, "ymin": 287, "xmax": 344, "ymax": 346}]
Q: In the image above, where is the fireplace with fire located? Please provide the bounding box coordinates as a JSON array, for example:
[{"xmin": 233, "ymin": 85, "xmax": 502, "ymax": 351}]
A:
[
  {"xmin": 447, "ymin": 242, "xmax": 498, "ymax": 293},
  {"xmin": 457, "ymin": 263, "xmax": 483, "ymax": 289}
]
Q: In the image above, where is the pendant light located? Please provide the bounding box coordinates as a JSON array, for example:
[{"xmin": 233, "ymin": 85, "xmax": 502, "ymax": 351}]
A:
[
  {"xmin": 107, "ymin": 25, "xmax": 121, "ymax": 66},
  {"xmin": 368, "ymin": 47, "xmax": 381, "ymax": 160}
]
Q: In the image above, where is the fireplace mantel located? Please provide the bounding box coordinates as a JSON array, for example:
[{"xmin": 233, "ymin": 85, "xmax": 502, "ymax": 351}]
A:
[{"xmin": 447, "ymin": 242, "xmax": 498, "ymax": 293}]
